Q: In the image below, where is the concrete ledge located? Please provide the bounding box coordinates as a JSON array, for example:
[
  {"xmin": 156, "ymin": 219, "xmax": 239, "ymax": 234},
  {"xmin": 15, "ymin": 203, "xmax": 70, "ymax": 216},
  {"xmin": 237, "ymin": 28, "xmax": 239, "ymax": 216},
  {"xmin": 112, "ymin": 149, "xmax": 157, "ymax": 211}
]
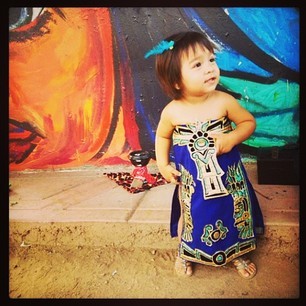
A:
[{"xmin": 9, "ymin": 163, "xmax": 299, "ymax": 242}]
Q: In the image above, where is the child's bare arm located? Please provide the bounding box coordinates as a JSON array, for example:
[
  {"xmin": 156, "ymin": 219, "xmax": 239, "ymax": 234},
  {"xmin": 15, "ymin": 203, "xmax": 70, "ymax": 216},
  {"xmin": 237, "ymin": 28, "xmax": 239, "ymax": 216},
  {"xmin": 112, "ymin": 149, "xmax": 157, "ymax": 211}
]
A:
[
  {"xmin": 212, "ymin": 95, "xmax": 256, "ymax": 155},
  {"xmin": 155, "ymin": 108, "xmax": 181, "ymax": 183}
]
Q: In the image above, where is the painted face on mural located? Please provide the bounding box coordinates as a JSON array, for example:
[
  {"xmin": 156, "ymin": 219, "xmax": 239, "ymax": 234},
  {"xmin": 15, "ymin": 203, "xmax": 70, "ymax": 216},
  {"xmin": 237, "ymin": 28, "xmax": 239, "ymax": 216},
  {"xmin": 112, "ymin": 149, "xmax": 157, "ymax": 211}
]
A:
[{"xmin": 9, "ymin": 7, "xmax": 137, "ymax": 170}]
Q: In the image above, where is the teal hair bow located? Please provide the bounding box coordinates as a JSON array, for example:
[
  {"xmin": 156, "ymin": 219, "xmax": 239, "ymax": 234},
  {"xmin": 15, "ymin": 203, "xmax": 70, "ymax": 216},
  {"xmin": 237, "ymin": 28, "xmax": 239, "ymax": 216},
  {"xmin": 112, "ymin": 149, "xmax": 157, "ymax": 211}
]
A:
[{"xmin": 144, "ymin": 40, "xmax": 175, "ymax": 59}]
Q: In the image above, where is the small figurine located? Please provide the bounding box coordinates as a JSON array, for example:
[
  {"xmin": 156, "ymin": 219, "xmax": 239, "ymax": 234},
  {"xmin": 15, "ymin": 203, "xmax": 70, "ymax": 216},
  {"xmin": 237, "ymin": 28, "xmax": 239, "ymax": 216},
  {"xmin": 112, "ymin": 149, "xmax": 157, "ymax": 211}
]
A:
[{"xmin": 128, "ymin": 150, "xmax": 156, "ymax": 188}]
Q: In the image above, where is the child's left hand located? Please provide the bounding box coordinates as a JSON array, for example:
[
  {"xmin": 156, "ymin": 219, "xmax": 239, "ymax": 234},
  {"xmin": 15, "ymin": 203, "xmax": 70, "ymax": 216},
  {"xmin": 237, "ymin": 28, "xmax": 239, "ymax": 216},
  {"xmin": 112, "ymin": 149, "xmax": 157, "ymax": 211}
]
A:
[{"xmin": 211, "ymin": 133, "xmax": 234, "ymax": 156}]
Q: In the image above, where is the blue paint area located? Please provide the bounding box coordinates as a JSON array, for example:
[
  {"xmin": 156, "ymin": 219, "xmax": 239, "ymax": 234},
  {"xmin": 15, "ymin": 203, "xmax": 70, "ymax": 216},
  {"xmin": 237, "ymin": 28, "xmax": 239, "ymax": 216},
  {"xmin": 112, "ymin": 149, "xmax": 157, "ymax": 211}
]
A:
[
  {"xmin": 224, "ymin": 7, "xmax": 299, "ymax": 72},
  {"xmin": 215, "ymin": 51, "xmax": 273, "ymax": 78},
  {"xmin": 135, "ymin": 98, "xmax": 156, "ymax": 143}
]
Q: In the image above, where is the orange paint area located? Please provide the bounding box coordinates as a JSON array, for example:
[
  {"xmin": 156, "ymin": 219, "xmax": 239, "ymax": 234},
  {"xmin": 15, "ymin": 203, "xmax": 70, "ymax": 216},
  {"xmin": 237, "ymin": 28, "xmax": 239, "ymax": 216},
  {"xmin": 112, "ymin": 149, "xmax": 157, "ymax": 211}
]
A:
[{"xmin": 9, "ymin": 8, "xmax": 140, "ymax": 170}]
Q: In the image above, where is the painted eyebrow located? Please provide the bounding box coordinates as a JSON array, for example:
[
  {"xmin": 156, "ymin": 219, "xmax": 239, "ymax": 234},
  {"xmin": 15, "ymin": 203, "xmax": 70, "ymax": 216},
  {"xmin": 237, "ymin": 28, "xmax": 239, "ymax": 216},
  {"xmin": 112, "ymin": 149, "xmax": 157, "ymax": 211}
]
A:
[{"xmin": 9, "ymin": 8, "xmax": 66, "ymax": 43}]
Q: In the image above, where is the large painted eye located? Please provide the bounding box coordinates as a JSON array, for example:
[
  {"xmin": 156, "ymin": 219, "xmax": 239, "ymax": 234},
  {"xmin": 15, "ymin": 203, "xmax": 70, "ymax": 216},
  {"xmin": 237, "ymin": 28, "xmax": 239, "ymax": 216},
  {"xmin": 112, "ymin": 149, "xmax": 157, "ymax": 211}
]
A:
[
  {"xmin": 9, "ymin": 7, "xmax": 44, "ymax": 31},
  {"xmin": 9, "ymin": 8, "xmax": 57, "ymax": 43}
]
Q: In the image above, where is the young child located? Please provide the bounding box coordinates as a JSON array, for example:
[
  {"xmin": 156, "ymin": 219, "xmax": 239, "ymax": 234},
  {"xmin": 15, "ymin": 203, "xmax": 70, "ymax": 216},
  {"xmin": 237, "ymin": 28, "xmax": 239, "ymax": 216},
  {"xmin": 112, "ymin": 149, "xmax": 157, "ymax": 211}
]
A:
[{"xmin": 145, "ymin": 31, "xmax": 264, "ymax": 279}]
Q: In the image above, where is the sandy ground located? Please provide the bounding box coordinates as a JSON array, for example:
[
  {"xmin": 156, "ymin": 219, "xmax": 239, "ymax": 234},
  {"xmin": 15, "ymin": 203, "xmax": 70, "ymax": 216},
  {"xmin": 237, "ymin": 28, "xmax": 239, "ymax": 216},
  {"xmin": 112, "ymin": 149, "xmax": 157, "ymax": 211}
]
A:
[{"xmin": 8, "ymin": 222, "xmax": 300, "ymax": 299}]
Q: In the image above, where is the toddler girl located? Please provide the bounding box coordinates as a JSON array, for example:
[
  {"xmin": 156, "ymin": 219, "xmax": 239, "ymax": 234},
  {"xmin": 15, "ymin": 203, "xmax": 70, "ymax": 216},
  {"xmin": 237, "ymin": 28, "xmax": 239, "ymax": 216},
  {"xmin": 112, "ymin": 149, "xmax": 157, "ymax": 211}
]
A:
[{"xmin": 146, "ymin": 31, "xmax": 264, "ymax": 279}]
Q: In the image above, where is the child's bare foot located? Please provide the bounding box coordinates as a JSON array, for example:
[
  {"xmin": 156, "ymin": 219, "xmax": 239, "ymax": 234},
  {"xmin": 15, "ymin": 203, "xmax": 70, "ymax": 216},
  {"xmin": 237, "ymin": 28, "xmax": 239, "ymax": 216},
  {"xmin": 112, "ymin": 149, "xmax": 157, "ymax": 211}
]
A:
[
  {"xmin": 175, "ymin": 256, "xmax": 193, "ymax": 276},
  {"xmin": 232, "ymin": 257, "xmax": 257, "ymax": 279}
]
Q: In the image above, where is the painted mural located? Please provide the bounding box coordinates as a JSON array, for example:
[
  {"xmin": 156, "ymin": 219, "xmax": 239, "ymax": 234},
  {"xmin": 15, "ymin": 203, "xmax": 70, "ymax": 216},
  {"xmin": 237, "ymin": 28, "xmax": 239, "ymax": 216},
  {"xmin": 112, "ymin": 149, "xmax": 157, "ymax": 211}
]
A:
[{"xmin": 9, "ymin": 7, "xmax": 299, "ymax": 170}]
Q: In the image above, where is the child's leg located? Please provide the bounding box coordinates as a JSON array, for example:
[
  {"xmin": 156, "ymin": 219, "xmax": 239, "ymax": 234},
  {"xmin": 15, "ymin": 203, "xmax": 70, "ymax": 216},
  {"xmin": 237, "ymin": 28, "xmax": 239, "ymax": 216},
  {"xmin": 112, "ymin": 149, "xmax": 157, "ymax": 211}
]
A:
[
  {"xmin": 177, "ymin": 184, "xmax": 184, "ymax": 242},
  {"xmin": 177, "ymin": 214, "xmax": 183, "ymax": 242}
]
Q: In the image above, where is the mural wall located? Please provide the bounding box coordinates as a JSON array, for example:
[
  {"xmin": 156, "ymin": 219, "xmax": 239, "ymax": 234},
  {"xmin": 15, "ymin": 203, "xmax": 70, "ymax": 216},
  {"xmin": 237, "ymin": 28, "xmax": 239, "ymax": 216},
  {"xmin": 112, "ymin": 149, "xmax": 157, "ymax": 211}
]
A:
[{"xmin": 9, "ymin": 7, "xmax": 299, "ymax": 170}]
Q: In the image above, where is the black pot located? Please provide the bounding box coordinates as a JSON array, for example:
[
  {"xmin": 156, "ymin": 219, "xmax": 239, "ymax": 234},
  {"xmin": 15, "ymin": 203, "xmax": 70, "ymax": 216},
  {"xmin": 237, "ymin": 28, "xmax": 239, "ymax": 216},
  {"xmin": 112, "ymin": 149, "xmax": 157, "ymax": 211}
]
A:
[{"xmin": 128, "ymin": 150, "xmax": 151, "ymax": 167}]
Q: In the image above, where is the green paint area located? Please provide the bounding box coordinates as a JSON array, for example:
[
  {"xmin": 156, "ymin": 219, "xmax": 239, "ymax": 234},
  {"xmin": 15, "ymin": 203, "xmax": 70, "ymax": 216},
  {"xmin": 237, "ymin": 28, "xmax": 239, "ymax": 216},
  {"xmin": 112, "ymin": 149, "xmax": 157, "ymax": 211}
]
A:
[{"xmin": 220, "ymin": 76, "xmax": 299, "ymax": 148}]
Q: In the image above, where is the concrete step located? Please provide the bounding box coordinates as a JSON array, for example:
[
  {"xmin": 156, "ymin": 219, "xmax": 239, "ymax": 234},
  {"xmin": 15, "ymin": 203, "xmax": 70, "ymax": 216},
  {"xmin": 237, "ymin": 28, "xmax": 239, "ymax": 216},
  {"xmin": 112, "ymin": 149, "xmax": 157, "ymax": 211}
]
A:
[{"xmin": 9, "ymin": 163, "xmax": 299, "ymax": 227}]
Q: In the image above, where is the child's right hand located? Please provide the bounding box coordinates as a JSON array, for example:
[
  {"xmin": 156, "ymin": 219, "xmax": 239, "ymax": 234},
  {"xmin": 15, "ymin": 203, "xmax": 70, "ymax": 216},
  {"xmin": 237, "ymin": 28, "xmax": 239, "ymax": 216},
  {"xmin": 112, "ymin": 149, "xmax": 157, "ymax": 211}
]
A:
[{"xmin": 159, "ymin": 164, "xmax": 181, "ymax": 184}]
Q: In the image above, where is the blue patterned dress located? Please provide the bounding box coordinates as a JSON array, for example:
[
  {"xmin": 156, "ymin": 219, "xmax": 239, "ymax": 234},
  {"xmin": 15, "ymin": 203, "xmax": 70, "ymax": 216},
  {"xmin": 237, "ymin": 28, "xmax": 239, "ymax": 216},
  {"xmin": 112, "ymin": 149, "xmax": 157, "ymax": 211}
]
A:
[{"xmin": 170, "ymin": 116, "xmax": 264, "ymax": 267}]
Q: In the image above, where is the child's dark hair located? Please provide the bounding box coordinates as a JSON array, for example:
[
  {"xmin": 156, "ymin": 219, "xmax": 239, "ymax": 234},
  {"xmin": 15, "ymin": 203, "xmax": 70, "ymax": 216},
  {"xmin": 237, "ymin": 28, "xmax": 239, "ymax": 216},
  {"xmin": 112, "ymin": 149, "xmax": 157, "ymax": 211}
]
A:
[{"xmin": 155, "ymin": 31, "xmax": 218, "ymax": 100}]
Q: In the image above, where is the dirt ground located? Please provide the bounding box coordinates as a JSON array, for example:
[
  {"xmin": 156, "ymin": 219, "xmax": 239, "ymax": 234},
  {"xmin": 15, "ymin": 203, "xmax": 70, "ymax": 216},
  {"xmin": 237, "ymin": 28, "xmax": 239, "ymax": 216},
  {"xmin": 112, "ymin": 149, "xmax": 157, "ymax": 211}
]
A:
[{"xmin": 8, "ymin": 222, "xmax": 299, "ymax": 299}]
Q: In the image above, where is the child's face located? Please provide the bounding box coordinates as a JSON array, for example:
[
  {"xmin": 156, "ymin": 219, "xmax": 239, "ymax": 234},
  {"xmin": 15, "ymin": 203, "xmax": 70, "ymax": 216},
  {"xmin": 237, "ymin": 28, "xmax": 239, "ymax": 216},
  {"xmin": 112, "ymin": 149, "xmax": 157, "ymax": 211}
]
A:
[{"xmin": 180, "ymin": 44, "xmax": 220, "ymax": 98}]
